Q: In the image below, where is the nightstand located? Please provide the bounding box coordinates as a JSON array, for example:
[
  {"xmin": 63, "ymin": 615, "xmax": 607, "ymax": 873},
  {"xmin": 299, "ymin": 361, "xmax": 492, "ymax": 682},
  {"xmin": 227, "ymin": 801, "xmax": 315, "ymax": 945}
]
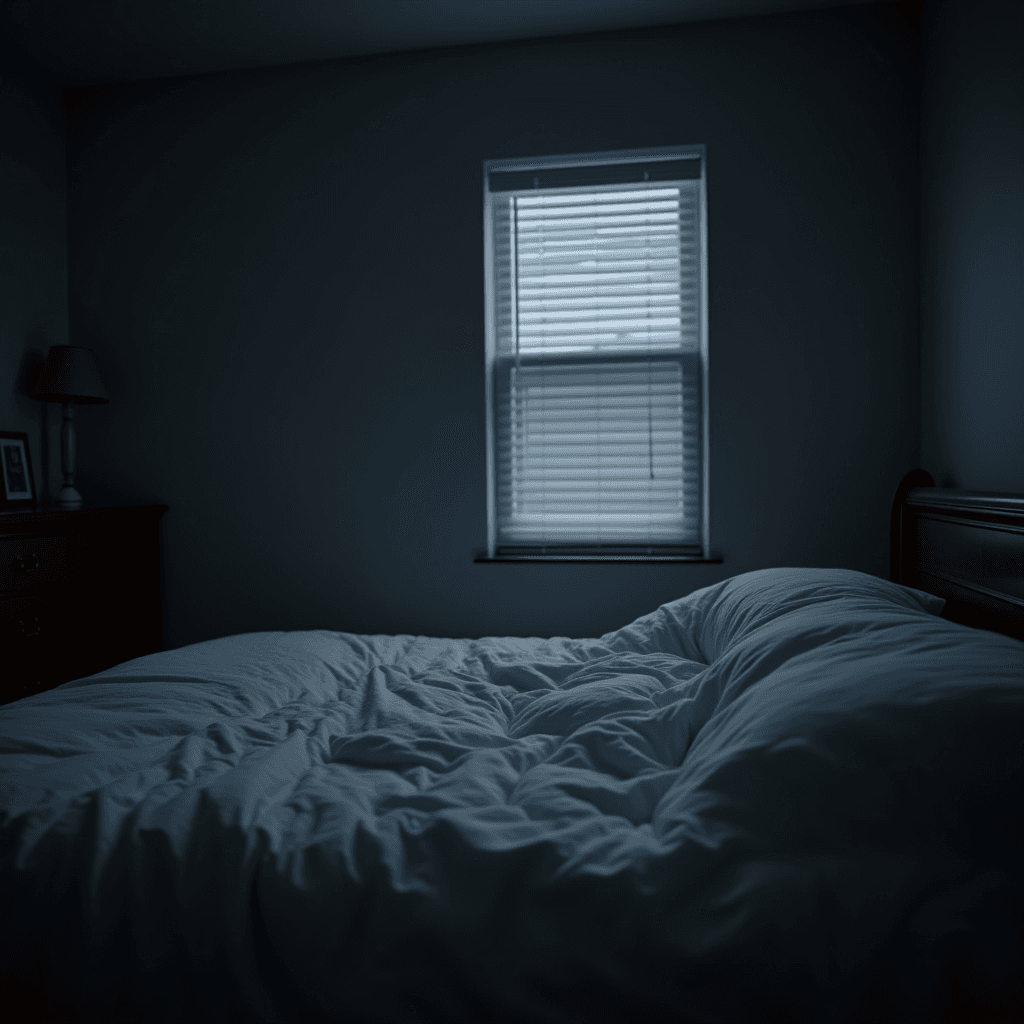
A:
[{"xmin": 0, "ymin": 505, "xmax": 168, "ymax": 705}]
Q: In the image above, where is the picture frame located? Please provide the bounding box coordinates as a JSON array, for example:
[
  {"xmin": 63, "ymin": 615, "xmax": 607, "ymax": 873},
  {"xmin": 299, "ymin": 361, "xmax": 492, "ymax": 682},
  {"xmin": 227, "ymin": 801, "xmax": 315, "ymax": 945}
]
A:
[{"xmin": 0, "ymin": 432, "xmax": 37, "ymax": 512}]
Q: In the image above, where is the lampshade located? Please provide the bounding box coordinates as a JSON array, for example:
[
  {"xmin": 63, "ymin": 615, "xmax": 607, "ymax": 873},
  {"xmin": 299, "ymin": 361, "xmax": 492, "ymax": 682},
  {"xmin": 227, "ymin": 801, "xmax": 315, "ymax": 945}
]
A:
[{"xmin": 31, "ymin": 345, "xmax": 109, "ymax": 404}]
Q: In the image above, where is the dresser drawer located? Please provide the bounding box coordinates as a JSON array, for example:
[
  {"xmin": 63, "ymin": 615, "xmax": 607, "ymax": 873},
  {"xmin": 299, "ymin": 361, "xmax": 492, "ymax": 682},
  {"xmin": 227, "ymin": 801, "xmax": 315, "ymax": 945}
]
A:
[
  {"xmin": 0, "ymin": 595, "xmax": 73, "ymax": 703},
  {"xmin": 0, "ymin": 505, "xmax": 167, "ymax": 702},
  {"xmin": 0, "ymin": 534, "xmax": 74, "ymax": 596}
]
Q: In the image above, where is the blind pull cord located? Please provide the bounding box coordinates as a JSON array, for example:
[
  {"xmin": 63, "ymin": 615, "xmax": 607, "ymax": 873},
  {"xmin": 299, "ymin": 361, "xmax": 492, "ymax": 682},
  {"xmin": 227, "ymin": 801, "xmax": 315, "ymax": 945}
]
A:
[{"xmin": 647, "ymin": 201, "xmax": 655, "ymax": 481}]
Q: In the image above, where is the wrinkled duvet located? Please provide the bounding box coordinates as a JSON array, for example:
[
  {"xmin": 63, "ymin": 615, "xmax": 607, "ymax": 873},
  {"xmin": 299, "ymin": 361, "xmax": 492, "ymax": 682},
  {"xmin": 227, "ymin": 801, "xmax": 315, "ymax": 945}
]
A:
[{"xmin": 2, "ymin": 568, "xmax": 1023, "ymax": 1024}]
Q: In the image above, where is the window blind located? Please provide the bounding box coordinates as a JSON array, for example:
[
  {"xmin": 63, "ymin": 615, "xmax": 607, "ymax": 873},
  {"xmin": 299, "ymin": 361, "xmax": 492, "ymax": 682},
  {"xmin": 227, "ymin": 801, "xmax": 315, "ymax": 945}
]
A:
[{"xmin": 485, "ymin": 149, "xmax": 707, "ymax": 557}]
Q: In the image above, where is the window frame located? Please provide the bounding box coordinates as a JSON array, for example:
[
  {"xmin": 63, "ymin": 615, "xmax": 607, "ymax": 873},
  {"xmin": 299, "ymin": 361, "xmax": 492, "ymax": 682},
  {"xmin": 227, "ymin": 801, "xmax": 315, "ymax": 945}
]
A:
[{"xmin": 482, "ymin": 145, "xmax": 711, "ymax": 562}]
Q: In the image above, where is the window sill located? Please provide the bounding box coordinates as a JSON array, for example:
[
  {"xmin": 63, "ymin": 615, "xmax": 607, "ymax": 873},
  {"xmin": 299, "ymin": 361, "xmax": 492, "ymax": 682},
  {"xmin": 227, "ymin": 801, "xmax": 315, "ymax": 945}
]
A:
[{"xmin": 474, "ymin": 555, "xmax": 723, "ymax": 564}]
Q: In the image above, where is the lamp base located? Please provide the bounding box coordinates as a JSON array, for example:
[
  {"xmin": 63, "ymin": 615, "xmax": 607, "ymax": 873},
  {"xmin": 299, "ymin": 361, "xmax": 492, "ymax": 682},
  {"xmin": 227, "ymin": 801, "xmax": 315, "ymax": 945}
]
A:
[{"xmin": 56, "ymin": 485, "xmax": 83, "ymax": 511}]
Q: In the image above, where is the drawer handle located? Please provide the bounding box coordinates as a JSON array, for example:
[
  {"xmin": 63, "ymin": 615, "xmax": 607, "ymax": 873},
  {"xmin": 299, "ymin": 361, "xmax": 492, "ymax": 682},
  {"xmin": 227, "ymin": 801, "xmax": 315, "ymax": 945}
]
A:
[
  {"xmin": 15, "ymin": 552, "xmax": 40, "ymax": 572},
  {"xmin": 18, "ymin": 617, "xmax": 43, "ymax": 638}
]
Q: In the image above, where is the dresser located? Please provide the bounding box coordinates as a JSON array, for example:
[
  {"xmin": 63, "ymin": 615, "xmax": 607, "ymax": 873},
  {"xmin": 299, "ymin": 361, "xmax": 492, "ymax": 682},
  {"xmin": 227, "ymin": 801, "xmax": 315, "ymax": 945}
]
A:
[{"xmin": 0, "ymin": 505, "xmax": 168, "ymax": 705}]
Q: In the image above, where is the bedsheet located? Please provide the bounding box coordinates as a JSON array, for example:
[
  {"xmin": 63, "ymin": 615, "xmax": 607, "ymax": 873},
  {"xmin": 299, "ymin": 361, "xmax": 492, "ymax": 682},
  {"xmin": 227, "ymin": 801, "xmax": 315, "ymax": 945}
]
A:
[{"xmin": 1, "ymin": 567, "xmax": 1023, "ymax": 1023}]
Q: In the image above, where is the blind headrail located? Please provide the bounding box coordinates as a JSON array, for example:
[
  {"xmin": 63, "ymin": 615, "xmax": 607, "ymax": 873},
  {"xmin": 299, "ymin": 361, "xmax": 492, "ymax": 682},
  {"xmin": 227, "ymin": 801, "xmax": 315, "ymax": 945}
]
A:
[{"xmin": 489, "ymin": 158, "xmax": 701, "ymax": 193}]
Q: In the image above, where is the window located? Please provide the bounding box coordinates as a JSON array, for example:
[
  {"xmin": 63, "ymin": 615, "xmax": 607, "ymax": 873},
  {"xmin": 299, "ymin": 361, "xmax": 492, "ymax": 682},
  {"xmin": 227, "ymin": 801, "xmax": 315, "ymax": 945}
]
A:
[{"xmin": 483, "ymin": 146, "xmax": 709, "ymax": 560}]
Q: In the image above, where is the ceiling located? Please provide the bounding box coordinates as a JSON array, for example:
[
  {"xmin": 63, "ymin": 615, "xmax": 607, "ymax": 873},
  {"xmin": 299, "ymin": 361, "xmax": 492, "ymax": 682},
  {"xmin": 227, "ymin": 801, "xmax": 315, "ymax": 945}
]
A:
[{"xmin": 1, "ymin": 0, "xmax": 871, "ymax": 86}]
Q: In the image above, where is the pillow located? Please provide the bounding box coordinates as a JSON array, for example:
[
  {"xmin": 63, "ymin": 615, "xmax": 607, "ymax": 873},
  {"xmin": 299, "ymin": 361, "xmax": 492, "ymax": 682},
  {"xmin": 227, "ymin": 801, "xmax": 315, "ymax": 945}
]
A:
[{"xmin": 603, "ymin": 567, "xmax": 946, "ymax": 664}]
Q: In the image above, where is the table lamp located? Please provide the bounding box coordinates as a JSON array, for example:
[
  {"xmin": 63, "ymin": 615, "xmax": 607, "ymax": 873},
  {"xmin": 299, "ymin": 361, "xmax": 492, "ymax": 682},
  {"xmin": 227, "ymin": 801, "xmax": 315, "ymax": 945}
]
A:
[{"xmin": 30, "ymin": 345, "xmax": 109, "ymax": 510}]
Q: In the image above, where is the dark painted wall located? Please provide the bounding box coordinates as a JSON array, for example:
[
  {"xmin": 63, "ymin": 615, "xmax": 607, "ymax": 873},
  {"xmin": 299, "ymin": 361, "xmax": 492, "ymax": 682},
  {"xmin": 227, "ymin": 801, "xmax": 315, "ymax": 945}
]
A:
[
  {"xmin": 920, "ymin": 0, "xmax": 1024, "ymax": 492},
  {"xmin": 0, "ymin": 34, "xmax": 67, "ymax": 503},
  {"xmin": 65, "ymin": 5, "xmax": 920, "ymax": 648}
]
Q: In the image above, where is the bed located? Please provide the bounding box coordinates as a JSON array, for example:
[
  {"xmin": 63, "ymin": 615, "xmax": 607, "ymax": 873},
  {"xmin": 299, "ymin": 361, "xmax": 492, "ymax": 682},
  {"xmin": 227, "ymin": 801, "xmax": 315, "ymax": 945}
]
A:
[{"xmin": 2, "ymin": 473, "xmax": 1023, "ymax": 1024}]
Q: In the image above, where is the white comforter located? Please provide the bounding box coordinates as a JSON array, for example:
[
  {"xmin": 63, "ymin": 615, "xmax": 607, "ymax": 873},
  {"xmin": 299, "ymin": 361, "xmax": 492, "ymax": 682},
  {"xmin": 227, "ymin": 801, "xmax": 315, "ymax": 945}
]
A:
[{"xmin": 2, "ymin": 568, "xmax": 1023, "ymax": 1023}]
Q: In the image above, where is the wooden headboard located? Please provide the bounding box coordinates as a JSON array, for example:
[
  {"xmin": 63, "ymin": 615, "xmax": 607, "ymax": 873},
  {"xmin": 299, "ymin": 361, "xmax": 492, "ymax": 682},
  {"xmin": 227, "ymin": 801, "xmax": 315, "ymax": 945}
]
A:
[{"xmin": 891, "ymin": 470, "xmax": 1024, "ymax": 643}]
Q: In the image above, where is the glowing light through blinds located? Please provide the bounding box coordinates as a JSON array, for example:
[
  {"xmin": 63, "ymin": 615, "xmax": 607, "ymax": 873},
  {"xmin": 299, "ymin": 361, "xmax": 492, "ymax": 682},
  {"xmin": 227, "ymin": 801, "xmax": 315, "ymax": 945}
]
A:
[
  {"xmin": 486, "ymin": 152, "xmax": 706, "ymax": 556},
  {"xmin": 512, "ymin": 188, "xmax": 698, "ymax": 356}
]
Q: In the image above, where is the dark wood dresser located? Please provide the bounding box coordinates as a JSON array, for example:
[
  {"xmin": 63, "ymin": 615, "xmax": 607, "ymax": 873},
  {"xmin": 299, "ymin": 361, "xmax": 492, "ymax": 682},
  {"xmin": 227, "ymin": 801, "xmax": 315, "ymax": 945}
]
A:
[{"xmin": 0, "ymin": 504, "xmax": 168, "ymax": 705}]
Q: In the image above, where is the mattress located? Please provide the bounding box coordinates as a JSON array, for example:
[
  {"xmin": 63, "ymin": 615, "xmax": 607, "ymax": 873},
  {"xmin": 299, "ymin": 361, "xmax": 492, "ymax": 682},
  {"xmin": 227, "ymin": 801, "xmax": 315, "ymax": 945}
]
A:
[{"xmin": 1, "ymin": 567, "xmax": 1023, "ymax": 1023}]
